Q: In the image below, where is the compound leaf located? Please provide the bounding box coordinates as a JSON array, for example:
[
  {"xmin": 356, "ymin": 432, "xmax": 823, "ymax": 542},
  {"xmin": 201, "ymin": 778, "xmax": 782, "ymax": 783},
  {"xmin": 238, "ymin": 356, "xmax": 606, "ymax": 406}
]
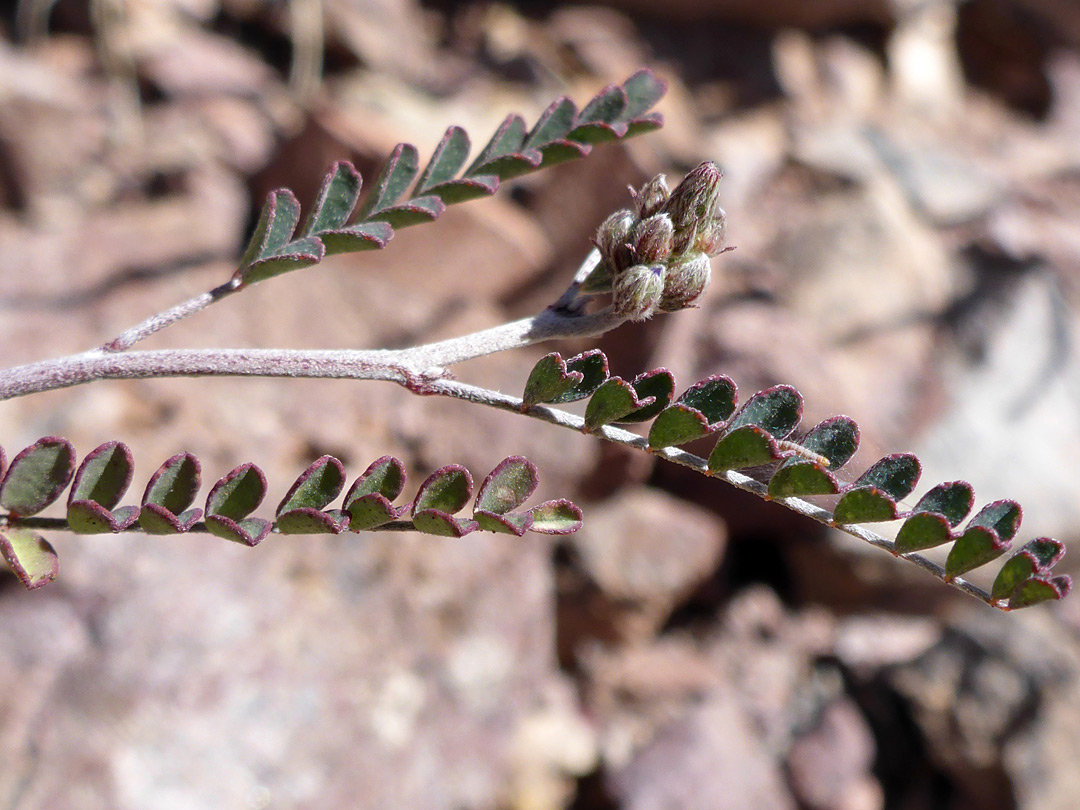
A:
[
  {"xmin": 205, "ymin": 464, "xmax": 270, "ymax": 546},
  {"xmin": 275, "ymin": 456, "xmax": 349, "ymax": 535},
  {"xmin": 1008, "ymin": 575, "xmax": 1072, "ymax": 609},
  {"xmin": 946, "ymin": 526, "xmax": 1011, "ymax": 578},
  {"xmin": 895, "ymin": 512, "xmax": 953, "ymax": 553},
  {"xmin": 277, "ymin": 456, "xmax": 346, "ymax": 513},
  {"xmin": 618, "ymin": 369, "xmax": 675, "ymax": 423},
  {"xmin": 528, "ymin": 499, "xmax": 583, "ymax": 534},
  {"xmin": 466, "ymin": 114, "xmax": 527, "ymax": 175},
  {"xmin": 965, "ymin": 500, "xmax": 1022, "ymax": 544},
  {"xmin": 524, "ymin": 350, "xmax": 609, "ymax": 406},
  {"xmin": 140, "ymin": 453, "xmax": 202, "ymax": 534},
  {"xmin": 475, "ymin": 456, "xmax": 538, "ymax": 515},
  {"xmin": 302, "ymin": 161, "xmax": 362, "ymax": 235},
  {"xmin": 413, "ymin": 465, "xmax": 472, "ymax": 515},
  {"xmin": 584, "ymin": 377, "xmax": 649, "ymax": 430},
  {"xmin": 524, "ymin": 97, "xmax": 577, "ymax": 149},
  {"xmin": 416, "ymin": 126, "xmax": 471, "ymax": 193},
  {"xmin": 0, "ymin": 437, "xmax": 75, "ymax": 517},
  {"xmin": 912, "ymin": 481, "xmax": 975, "ymax": 526},
  {"xmin": 725, "ymin": 385, "xmax": 803, "ymax": 439},
  {"xmin": 0, "ymin": 528, "xmax": 58, "ymax": 589},
  {"xmin": 69, "ymin": 441, "xmax": 132, "ymax": 510}
]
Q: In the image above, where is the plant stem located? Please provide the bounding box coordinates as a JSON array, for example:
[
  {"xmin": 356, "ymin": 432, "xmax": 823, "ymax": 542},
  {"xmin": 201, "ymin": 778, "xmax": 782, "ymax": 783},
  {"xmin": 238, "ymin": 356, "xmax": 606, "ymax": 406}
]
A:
[
  {"xmin": 0, "ymin": 308, "xmax": 628, "ymax": 400},
  {"xmin": 103, "ymin": 279, "xmax": 242, "ymax": 352}
]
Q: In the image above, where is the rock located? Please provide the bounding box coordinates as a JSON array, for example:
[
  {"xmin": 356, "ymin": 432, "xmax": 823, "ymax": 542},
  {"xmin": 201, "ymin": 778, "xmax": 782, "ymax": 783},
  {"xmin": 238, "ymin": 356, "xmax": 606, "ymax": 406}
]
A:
[
  {"xmin": 570, "ymin": 488, "xmax": 728, "ymax": 638},
  {"xmin": 786, "ymin": 698, "xmax": 883, "ymax": 810},
  {"xmin": 610, "ymin": 689, "xmax": 797, "ymax": 810}
]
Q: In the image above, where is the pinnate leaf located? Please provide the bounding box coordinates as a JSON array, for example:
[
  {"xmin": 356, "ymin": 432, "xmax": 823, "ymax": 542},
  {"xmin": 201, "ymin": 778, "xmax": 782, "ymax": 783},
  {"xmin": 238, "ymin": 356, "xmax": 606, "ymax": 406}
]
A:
[
  {"xmin": 466, "ymin": 114, "xmax": 527, "ymax": 175},
  {"xmin": 1008, "ymin": 575, "xmax": 1072, "ymax": 609},
  {"xmin": 584, "ymin": 377, "xmax": 649, "ymax": 430},
  {"xmin": 0, "ymin": 528, "xmax": 58, "ymax": 589},
  {"xmin": 768, "ymin": 416, "xmax": 859, "ymax": 497},
  {"xmin": 356, "ymin": 143, "xmax": 420, "ymax": 219},
  {"xmin": 913, "ymin": 481, "xmax": 975, "ymax": 526},
  {"xmin": 1, "ymin": 437, "xmax": 75, "ymax": 517},
  {"xmin": 139, "ymin": 453, "xmax": 202, "ymax": 534},
  {"xmin": 523, "ymin": 350, "xmax": 608, "ymax": 406},
  {"xmin": 945, "ymin": 526, "xmax": 1010, "ymax": 578},
  {"xmin": 617, "ymin": 369, "xmax": 675, "ymax": 423},
  {"xmin": 416, "ymin": 126, "xmax": 471, "ymax": 193},
  {"xmin": 475, "ymin": 456, "xmax": 538, "ymax": 515},
  {"xmin": 205, "ymin": 464, "xmax": 271, "ymax": 546},
  {"xmin": 344, "ymin": 456, "xmax": 407, "ymax": 531},
  {"xmin": 69, "ymin": 441, "xmax": 133, "ymax": 509},
  {"xmin": 528, "ymin": 499, "xmax": 583, "ymax": 534},
  {"xmin": 831, "ymin": 454, "xmax": 922, "ymax": 524},
  {"xmin": 989, "ymin": 537, "xmax": 1065, "ymax": 603},
  {"xmin": 302, "ymin": 161, "xmax": 362, "ymax": 235},
  {"xmin": 524, "ymin": 97, "xmax": 577, "ymax": 149},
  {"xmin": 276, "ymin": 456, "xmax": 348, "ymax": 534},
  {"xmin": 895, "ymin": 513, "xmax": 953, "ymax": 553},
  {"xmin": 66, "ymin": 441, "xmax": 138, "ymax": 533}
]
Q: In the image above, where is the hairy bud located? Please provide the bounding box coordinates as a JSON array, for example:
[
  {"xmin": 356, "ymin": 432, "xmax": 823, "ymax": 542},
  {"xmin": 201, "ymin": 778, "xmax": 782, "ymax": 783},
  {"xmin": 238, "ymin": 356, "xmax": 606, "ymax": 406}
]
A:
[
  {"xmin": 594, "ymin": 209, "xmax": 636, "ymax": 265},
  {"xmin": 695, "ymin": 210, "xmax": 727, "ymax": 256},
  {"xmin": 613, "ymin": 263, "xmax": 666, "ymax": 321},
  {"xmin": 632, "ymin": 213, "xmax": 674, "ymax": 264},
  {"xmin": 659, "ymin": 251, "xmax": 711, "ymax": 312},
  {"xmin": 631, "ymin": 174, "xmax": 670, "ymax": 219},
  {"xmin": 662, "ymin": 161, "xmax": 724, "ymax": 231}
]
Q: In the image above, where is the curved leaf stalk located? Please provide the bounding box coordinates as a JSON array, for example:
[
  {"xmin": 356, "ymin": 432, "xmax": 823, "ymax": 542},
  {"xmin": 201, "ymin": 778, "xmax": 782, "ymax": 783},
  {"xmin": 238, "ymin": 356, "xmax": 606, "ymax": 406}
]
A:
[{"xmin": 0, "ymin": 440, "xmax": 582, "ymax": 590}]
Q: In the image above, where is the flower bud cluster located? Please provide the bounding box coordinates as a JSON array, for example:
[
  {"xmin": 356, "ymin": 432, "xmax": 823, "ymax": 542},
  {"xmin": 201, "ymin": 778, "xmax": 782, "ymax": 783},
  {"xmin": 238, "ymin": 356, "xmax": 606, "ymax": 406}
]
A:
[{"xmin": 589, "ymin": 161, "xmax": 727, "ymax": 320}]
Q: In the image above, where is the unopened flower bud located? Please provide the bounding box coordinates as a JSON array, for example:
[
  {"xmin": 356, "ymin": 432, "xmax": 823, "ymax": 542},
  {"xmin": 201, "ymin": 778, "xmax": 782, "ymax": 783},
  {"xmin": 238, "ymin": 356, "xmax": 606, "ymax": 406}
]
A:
[
  {"xmin": 659, "ymin": 251, "xmax": 711, "ymax": 312},
  {"xmin": 631, "ymin": 174, "xmax": 670, "ymax": 219},
  {"xmin": 695, "ymin": 211, "xmax": 727, "ymax": 256},
  {"xmin": 671, "ymin": 222, "xmax": 696, "ymax": 256},
  {"xmin": 632, "ymin": 213, "xmax": 674, "ymax": 264},
  {"xmin": 662, "ymin": 161, "xmax": 724, "ymax": 231},
  {"xmin": 594, "ymin": 209, "xmax": 636, "ymax": 264},
  {"xmin": 613, "ymin": 263, "xmax": 666, "ymax": 321}
]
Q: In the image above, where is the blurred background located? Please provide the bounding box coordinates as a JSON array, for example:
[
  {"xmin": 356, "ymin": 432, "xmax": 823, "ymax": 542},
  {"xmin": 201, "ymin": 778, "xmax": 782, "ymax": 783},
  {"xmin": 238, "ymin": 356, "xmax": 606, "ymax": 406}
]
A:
[{"xmin": 2, "ymin": 0, "xmax": 1080, "ymax": 808}]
